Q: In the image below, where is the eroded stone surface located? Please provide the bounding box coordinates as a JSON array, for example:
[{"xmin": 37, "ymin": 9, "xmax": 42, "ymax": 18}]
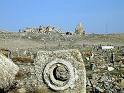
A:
[
  {"xmin": 36, "ymin": 49, "xmax": 86, "ymax": 93},
  {"xmin": 18, "ymin": 49, "xmax": 86, "ymax": 93},
  {"xmin": 43, "ymin": 59, "xmax": 76, "ymax": 91},
  {"xmin": 0, "ymin": 53, "xmax": 19, "ymax": 89},
  {"xmin": 55, "ymin": 64, "xmax": 69, "ymax": 81}
]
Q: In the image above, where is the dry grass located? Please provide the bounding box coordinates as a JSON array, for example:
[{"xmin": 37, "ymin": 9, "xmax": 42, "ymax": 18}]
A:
[
  {"xmin": 12, "ymin": 57, "xmax": 34, "ymax": 63},
  {"xmin": 0, "ymin": 48, "xmax": 10, "ymax": 57},
  {"xmin": 15, "ymin": 70, "xmax": 25, "ymax": 80}
]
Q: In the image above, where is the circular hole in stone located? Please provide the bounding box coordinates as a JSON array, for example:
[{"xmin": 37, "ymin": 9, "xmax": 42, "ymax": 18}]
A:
[{"xmin": 53, "ymin": 64, "xmax": 70, "ymax": 81}]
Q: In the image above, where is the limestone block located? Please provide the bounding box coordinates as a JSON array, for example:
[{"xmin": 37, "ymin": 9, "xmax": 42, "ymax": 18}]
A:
[
  {"xmin": 0, "ymin": 53, "xmax": 19, "ymax": 89},
  {"xmin": 33, "ymin": 49, "xmax": 86, "ymax": 93}
]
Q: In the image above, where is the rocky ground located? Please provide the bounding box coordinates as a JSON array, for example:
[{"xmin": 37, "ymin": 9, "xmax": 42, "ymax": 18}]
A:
[{"xmin": 0, "ymin": 31, "xmax": 124, "ymax": 93}]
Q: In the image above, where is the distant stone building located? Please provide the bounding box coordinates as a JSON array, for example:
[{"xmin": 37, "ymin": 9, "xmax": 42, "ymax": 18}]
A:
[
  {"xmin": 22, "ymin": 25, "xmax": 54, "ymax": 33},
  {"xmin": 45, "ymin": 26, "xmax": 53, "ymax": 32},
  {"xmin": 23, "ymin": 28, "xmax": 36, "ymax": 33},
  {"xmin": 75, "ymin": 22, "xmax": 85, "ymax": 35},
  {"xmin": 39, "ymin": 25, "xmax": 46, "ymax": 32}
]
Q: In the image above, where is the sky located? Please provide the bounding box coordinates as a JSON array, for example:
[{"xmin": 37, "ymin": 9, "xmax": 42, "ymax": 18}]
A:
[{"xmin": 0, "ymin": 0, "xmax": 124, "ymax": 33}]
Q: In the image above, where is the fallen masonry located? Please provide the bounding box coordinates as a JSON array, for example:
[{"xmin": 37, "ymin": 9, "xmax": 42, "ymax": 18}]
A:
[{"xmin": 0, "ymin": 53, "xmax": 19, "ymax": 90}]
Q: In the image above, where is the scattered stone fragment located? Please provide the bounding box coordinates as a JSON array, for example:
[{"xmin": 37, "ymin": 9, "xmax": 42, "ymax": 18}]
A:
[
  {"xmin": 108, "ymin": 66, "xmax": 114, "ymax": 71},
  {"xmin": 0, "ymin": 53, "xmax": 19, "ymax": 89}
]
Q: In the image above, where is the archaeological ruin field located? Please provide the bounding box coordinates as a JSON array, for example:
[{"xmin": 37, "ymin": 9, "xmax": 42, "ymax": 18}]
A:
[{"xmin": 0, "ymin": 25, "xmax": 124, "ymax": 93}]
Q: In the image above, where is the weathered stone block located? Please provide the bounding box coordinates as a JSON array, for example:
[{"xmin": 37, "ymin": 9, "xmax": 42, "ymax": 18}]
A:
[
  {"xmin": 0, "ymin": 53, "xmax": 19, "ymax": 89},
  {"xmin": 34, "ymin": 49, "xmax": 86, "ymax": 93}
]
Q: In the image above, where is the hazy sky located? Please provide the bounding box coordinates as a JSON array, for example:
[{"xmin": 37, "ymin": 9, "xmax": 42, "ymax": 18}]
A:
[{"xmin": 0, "ymin": 0, "xmax": 124, "ymax": 33}]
